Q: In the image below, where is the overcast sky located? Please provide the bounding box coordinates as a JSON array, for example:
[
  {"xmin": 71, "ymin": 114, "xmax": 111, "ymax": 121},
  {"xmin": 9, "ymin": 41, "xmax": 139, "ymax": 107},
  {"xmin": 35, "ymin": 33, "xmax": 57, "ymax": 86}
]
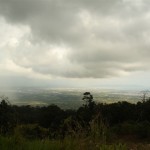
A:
[{"xmin": 0, "ymin": 0, "xmax": 150, "ymax": 89}]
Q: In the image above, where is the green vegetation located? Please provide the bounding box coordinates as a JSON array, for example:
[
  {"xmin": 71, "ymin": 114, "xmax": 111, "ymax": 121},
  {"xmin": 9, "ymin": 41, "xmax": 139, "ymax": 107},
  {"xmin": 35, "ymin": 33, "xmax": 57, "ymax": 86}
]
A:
[
  {"xmin": 0, "ymin": 92, "xmax": 150, "ymax": 149},
  {"xmin": 2, "ymin": 88, "xmax": 141, "ymax": 109},
  {"xmin": 0, "ymin": 136, "xmax": 128, "ymax": 150}
]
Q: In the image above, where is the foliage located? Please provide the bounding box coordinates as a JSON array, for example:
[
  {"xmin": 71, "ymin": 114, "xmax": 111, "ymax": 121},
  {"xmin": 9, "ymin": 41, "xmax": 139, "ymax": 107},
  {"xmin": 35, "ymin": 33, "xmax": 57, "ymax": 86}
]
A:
[
  {"xmin": 14, "ymin": 124, "xmax": 49, "ymax": 140},
  {"xmin": 0, "ymin": 136, "xmax": 128, "ymax": 150},
  {"xmin": 1, "ymin": 92, "xmax": 150, "ymax": 149},
  {"xmin": 0, "ymin": 97, "xmax": 16, "ymax": 135}
]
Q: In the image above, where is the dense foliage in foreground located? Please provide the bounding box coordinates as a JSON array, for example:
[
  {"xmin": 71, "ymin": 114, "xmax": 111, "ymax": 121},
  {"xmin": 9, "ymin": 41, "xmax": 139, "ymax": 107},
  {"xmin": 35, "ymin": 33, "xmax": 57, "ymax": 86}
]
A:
[
  {"xmin": 0, "ymin": 136, "xmax": 129, "ymax": 150},
  {"xmin": 0, "ymin": 92, "xmax": 150, "ymax": 149}
]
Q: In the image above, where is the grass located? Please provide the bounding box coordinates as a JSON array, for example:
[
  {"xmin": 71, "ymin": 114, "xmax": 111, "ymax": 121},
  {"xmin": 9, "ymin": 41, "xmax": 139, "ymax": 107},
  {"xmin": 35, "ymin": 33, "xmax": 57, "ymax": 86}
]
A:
[
  {"xmin": 0, "ymin": 136, "xmax": 128, "ymax": 150},
  {"xmin": 1, "ymin": 135, "xmax": 150, "ymax": 150},
  {"xmin": 1, "ymin": 117, "xmax": 150, "ymax": 149}
]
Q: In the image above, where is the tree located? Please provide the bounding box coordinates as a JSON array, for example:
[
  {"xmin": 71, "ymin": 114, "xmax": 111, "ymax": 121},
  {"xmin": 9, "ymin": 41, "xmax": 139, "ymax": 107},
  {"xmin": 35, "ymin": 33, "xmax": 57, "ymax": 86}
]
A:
[
  {"xmin": 140, "ymin": 90, "xmax": 149, "ymax": 102},
  {"xmin": 77, "ymin": 92, "xmax": 96, "ymax": 125},
  {"xmin": 0, "ymin": 97, "xmax": 16, "ymax": 134},
  {"xmin": 82, "ymin": 92, "xmax": 95, "ymax": 110}
]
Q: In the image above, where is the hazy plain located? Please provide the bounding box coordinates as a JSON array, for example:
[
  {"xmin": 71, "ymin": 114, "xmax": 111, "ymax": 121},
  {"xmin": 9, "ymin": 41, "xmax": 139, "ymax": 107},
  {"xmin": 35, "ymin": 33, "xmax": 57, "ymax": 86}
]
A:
[{"xmin": 0, "ymin": 87, "xmax": 143, "ymax": 109}]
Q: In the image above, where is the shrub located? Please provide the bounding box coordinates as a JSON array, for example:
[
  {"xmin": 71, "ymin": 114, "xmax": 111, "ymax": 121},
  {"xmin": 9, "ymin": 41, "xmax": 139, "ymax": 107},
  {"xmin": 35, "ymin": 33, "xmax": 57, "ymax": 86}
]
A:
[{"xmin": 14, "ymin": 124, "xmax": 49, "ymax": 139}]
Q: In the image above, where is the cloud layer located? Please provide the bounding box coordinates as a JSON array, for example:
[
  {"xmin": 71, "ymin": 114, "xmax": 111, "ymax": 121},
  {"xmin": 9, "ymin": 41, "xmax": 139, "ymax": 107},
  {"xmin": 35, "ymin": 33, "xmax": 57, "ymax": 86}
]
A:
[{"xmin": 0, "ymin": 0, "xmax": 150, "ymax": 79}]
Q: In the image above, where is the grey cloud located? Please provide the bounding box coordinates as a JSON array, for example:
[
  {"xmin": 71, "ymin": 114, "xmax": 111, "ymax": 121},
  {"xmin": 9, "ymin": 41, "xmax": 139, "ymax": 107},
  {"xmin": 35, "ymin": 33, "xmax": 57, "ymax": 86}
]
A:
[
  {"xmin": 0, "ymin": 0, "xmax": 150, "ymax": 78},
  {"xmin": 0, "ymin": 0, "xmax": 40, "ymax": 22}
]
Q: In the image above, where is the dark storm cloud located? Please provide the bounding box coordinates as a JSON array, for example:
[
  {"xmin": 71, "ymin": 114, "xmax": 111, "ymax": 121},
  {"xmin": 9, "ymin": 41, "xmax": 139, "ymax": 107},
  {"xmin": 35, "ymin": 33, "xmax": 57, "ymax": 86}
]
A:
[{"xmin": 0, "ymin": 0, "xmax": 150, "ymax": 78}]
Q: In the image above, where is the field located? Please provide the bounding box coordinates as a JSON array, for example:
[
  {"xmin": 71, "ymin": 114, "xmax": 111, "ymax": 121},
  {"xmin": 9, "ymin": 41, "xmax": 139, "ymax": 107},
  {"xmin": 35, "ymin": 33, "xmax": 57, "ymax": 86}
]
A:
[{"xmin": 0, "ymin": 87, "xmax": 142, "ymax": 109}]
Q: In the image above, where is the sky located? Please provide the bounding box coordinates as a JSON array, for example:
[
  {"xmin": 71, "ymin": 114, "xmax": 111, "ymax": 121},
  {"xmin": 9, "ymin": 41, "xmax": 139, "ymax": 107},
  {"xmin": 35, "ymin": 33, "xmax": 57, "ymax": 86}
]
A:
[{"xmin": 0, "ymin": 0, "xmax": 150, "ymax": 89}]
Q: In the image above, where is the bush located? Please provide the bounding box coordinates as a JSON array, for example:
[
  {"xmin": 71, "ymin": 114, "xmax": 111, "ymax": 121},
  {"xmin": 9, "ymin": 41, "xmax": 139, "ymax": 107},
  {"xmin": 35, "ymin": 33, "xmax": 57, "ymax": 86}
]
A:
[{"xmin": 14, "ymin": 124, "xmax": 49, "ymax": 139}]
